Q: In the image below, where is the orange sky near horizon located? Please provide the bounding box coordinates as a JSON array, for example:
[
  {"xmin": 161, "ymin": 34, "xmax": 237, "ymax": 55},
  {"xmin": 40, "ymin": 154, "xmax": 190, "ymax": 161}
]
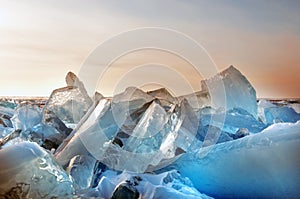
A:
[{"xmin": 0, "ymin": 0, "xmax": 299, "ymax": 98}]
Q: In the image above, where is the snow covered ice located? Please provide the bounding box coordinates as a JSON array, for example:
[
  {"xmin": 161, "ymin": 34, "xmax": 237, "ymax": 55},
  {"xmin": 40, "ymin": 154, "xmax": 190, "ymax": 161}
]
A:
[
  {"xmin": 0, "ymin": 66, "xmax": 299, "ymax": 198},
  {"xmin": 96, "ymin": 170, "xmax": 212, "ymax": 199},
  {"xmin": 170, "ymin": 122, "xmax": 300, "ymax": 198}
]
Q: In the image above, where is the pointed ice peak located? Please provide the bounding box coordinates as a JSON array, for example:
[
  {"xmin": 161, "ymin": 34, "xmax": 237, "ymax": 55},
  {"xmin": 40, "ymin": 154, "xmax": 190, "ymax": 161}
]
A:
[
  {"xmin": 44, "ymin": 86, "xmax": 93, "ymax": 124},
  {"xmin": 201, "ymin": 65, "xmax": 248, "ymax": 90},
  {"xmin": 147, "ymin": 88, "xmax": 177, "ymax": 103},
  {"xmin": 65, "ymin": 71, "xmax": 78, "ymax": 86},
  {"xmin": 65, "ymin": 71, "xmax": 91, "ymax": 97},
  {"xmin": 201, "ymin": 65, "xmax": 258, "ymax": 118},
  {"xmin": 220, "ymin": 65, "xmax": 246, "ymax": 78},
  {"xmin": 93, "ymin": 92, "xmax": 104, "ymax": 103},
  {"xmin": 65, "ymin": 71, "xmax": 86, "ymax": 92},
  {"xmin": 113, "ymin": 87, "xmax": 154, "ymax": 104}
]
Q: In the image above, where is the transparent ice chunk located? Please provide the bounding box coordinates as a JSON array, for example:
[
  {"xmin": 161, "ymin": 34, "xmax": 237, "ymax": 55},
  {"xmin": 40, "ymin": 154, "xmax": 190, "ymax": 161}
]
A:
[
  {"xmin": 198, "ymin": 107, "xmax": 266, "ymax": 134},
  {"xmin": 179, "ymin": 91, "xmax": 211, "ymax": 111},
  {"xmin": 11, "ymin": 104, "xmax": 42, "ymax": 132},
  {"xmin": 202, "ymin": 65, "xmax": 258, "ymax": 118},
  {"xmin": 66, "ymin": 155, "xmax": 97, "ymax": 191},
  {"xmin": 56, "ymin": 97, "xmax": 198, "ymax": 173},
  {"xmin": 258, "ymin": 99, "xmax": 300, "ymax": 124},
  {"xmin": 122, "ymin": 100, "xmax": 168, "ymax": 153},
  {"xmin": 147, "ymin": 88, "xmax": 178, "ymax": 108},
  {"xmin": 43, "ymin": 72, "xmax": 93, "ymax": 124},
  {"xmin": 0, "ymin": 142, "xmax": 74, "ymax": 198},
  {"xmin": 44, "ymin": 86, "xmax": 92, "ymax": 124}
]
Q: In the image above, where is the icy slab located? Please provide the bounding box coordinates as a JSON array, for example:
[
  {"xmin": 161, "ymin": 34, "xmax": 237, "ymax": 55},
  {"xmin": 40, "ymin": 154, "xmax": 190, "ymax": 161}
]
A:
[
  {"xmin": 147, "ymin": 88, "xmax": 177, "ymax": 103},
  {"xmin": 83, "ymin": 98, "xmax": 197, "ymax": 172},
  {"xmin": 96, "ymin": 170, "xmax": 212, "ymax": 199},
  {"xmin": 39, "ymin": 109, "xmax": 72, "ymax": 149},
  {"xmin": 43, "ymin": 71, "xmax": 93, "ymax": 124},
  {"xmin": 0, "ymin": 105, "xmax": 15, "ymax": 118},
  {"xmin": 55, "ymin": 88, "xmax": 153, "ymax": 166},
  {"xmin": 0, "ymin": 129, "xmax": 19, "ymax": 147},
  {"xmin": 122, "ymin": 100, "xmax": 169, "ymax": 153},
  {"xmin": 265, "ymin": 106, "xmax": 300, "ymax": 124},
  {"xmin": 55, "ymin": 88, "xmax": 155, "ymax": 166},
  {"xmin": 90, "ymin": 161, "xmax": 108, "ymax": 188},
  {"xmin": 147, "ymin": 88, "xmax": 178, "ymax": 112},
  {"xmin": 113, "ymin": 87, "xmax": 154, "ymax": 104},
  {"xmin": 171, "ymin": 122, "xmax": 300, "ymax": 198},
  {"xmin": 55, "ymin": 99, "xmax": 111, "ymax": 166},
  {"xmin": 112, "ymin": 87, "xmax": 155, "ymax": 121},
  {"xmin": 196, "ymin": 125, "xmax": 234, "ymax": 145},
  {"xmin": 0, "ymin": 105, "xmax": 14, "ymax": 128},
  {"xmin": 202, "ymin": 65, "xmax": 258, "ymax": 118},
  {"xmin": 0, "ymin": 126, "xmax": 14, "ymax": 139},
  {"xmin": 0, "ymin": 113, "xmax": 13, "ymax": 128},
  {"xmin": 31, "ymin": 123, "xmax": 65, "ymax": 149},
  {"xmin": 0, "ymin": 100, "xmax": 17, "ymax": 110},
  {"xmin": 43, "ymin": 109, "xmax": 72, "ymax": 136},
  {"xmin": 258, "ymin": 99, "xmax": 276, "ymax": 123},
  {"xmin": 198, "ymin": 107, "xmax": 267, "ymax": 134},
  {"xmin": 44, "ymin": 86, "xmax": 92, "ymax": 123},
  {"xmin": 0, "ymin": 130, "xmax": 25, "ymax": 148},
  {"xmin": 288, "ymin": 102, "xmax": 300, "ymax": 113},
  {"xmin": 258, "ymin": 99, "xmax": 300, "ymax": 124},
  {"xmin": 66, "ymin": 155, "xmax": 97, "ymax": 191},
  {"xmin": 179, "ymin": 91, "xmax": 211, "ymax": 110},
  {"xmin": 0, "ymin": 142, "xmax": 74, "ymax": 198},
  {"xmin": 4, "ymin": 104, "xmax": 72, "ymax": 149},
  {"xmin": 11, "ymin": 103, "xmax": 42, "ymax": 132},
  {"xmin": 56, "ymin": 97, "xmax": 198, "ymax": 173}
]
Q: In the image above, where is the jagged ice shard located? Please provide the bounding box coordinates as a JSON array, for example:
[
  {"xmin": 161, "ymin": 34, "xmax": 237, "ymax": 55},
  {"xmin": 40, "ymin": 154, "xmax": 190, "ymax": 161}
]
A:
[
  {"xmin": 43, "ymin": 72, "xmax": 93, "ymax": 124},
  {"xmin": 202, "ymin": 65, "xmax": 258, "ymax": 118},
  {"xmin": 56, "ymin": 87, "xmax": 198, "ymax": 173},
  {"xmin": 1, "ymin": 66, "xmax": 299, "ymax": 198},
  {"xmin": 11, "ymin": 104, "xmax": 42, "ymax": 132}
]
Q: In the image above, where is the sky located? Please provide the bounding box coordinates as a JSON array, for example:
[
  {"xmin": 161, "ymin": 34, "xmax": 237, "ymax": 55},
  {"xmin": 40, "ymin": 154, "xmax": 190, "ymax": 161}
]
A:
[{"xmin": 0, "ymin": 0, "xmax": 299, "ymax": 98}]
